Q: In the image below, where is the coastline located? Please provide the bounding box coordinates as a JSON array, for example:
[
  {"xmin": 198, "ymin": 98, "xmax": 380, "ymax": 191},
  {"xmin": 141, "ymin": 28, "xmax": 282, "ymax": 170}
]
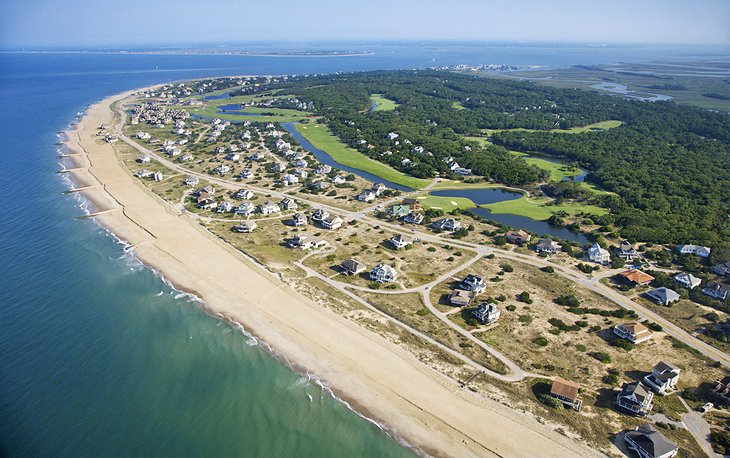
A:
[{"xmin": 65, "ymin": 90, "xmax": 604, "ymax": 458}]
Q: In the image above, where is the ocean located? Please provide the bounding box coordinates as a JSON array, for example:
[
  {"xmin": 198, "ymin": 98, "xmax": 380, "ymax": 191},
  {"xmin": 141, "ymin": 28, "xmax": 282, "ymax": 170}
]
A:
[{"xmin": 0, "ymin": 42, "xmax": 725, "ymax": 457}]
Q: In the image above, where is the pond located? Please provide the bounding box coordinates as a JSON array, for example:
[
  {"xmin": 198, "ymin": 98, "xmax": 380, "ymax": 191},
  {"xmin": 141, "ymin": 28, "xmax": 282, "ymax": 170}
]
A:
[
  {"xmin": 430, "ymin": 188, "xmax": 522, "ymax": 205},
  {"xmin": 282, "ymin": 122, "xmax": 412, "ymax": 192},
  {"xmin": 469, "ymin": 207, "xmax": 591, "ymax": 245}
]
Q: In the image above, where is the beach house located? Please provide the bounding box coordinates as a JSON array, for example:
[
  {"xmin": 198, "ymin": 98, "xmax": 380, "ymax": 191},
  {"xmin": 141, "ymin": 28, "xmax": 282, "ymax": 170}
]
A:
[
  {"xmin": 588, "ymin": 243, "xmax": 611, "ymax": 265},
  {"xmin": 235, "ymin": 188, "xmax": 254, "ymax": 200},
  {"xmin": 431, "ymin": 218, "xmax": 461, "ymax": 232},
  {"xmin": 321, "ymin": 215, "xmax": 343, "ymax": 230},
  {"xmin": 370, "ymin": 264, "xmax": 397, "ymax": 283},
  {"xmin": 616, "ymin": 381, "xmax": 654, "ymax": 415},
  {"xmin": 473, "ymin": 302, "xmax": 500, "ymax": 325},
  {"xmin": 291, "ymin": 212, "xmax": 307, "ymax": 227},
  {"xmin": 614, "ymin": 321, "xmax": 653, "ymax": 344},
  {"xmin": 615, "ymin": 240, "xmax": 638, "ymax": 262},
  {"xmin": 288, "ymin": 234, "xmax": 328, "ymax": 250},
  {"xmin": 703, "ymin": 283, "xmax": 730, "ymax": 300},
  {"xmin": 340, "ymin": 259, "xmax": 366, "ymax": 276},
  {"xmin": 448, "ymin": 290, "xmax": 472, "ymax": 307},
  {"xmin": 624, "ymin": 425, "xmax": 678, "ymax": 458},
  {"xmin": 459, "ymin": 274, "xmax": 486, "ymax": 294},
  {"xmin": 235, "ymin": 202, "xmax": 255, "ymax": 216},
  {"xmin": 643, "ymin": 361, "xmax": 680, "ymax": 395},
  {"xmin": 404, "ymin": 211, "xmax": 424, "ymax": 225},
  {"xmin": 259, "ymin": 201, "xmax": 280, "ymax": 215},
  {"xmin": 311, "ymin": 209, "xmax": 329, "ymax": 223},
  {"xmin": 216, "ymin": 201, "xmax": 233, "ymax": 213},
  {"xmin": 549, "ymin": 377, "xmax": 582, "ymax": 411},
  {"xmin": 672, "ymin": 272, "xmax": 702, "ymax": 289},
  {"xmin": 280, "ymin": 198, "xmax": 297, "ymax": 211},
  {"xmin": 617, "ymin": 270, "xmax": 655, "ymax": 287},
  {"xmin": 536, "ymin": 238, "xmax": 561, "ymax": 254},
  {"xmin": 233, "ymin": 220, "xmax": 257, "ymax": 233},
  {"xmin": 390, "ymin": 234, "xmax": 413, "ymax": 250},
  {"xmin": 677, "ymin": 244, "xmax": 711, "ymax": 258},
  {"xmin": 645, "ymin": 287, "xmax": 680, "ymax": 306},
  {"xmin": 506, "ymin": 229, "xmax": 531, "ymax": 245}
]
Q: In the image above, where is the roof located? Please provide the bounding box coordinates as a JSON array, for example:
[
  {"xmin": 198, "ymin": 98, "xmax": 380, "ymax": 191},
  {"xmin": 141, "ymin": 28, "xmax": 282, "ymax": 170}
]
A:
[
  {"xmin": 506, "ymin": 229, "xmax": 529, "ymax": 238},
  {"xmin": 620, "ymin": 381, "xmax": 652, "ymax": 403},
  {"xmin": 625, "ymin": 425, "xmax": 677, "ymax": 458},
  {"xmin": 620, "ymin": 321, "xmax": 650, "ymax": 335},
  {"xmin": 647, "ymin": 287, "xmax": 680, "ymax": 303},
  {"xmin": 618, "ymin": 270, "xmax": 655, "ymax": 284},
  {"xmin": 673, "ymin": 272, "xmax": 700, "ymax": 284},
  {"xmin": 341, "ymin": 258, "xmax": 365, "ymax": 272},
  {"xmin": 654, "ymin": 361, "xmax": 679, "ymax": 373},
  {"xmin": 551, "ymin": 377, "xmax": 580, "ymax": 400}
]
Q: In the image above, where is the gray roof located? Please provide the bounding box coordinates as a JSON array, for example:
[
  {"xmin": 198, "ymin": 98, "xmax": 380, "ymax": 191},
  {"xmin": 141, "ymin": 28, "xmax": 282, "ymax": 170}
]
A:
[
  {"xmin": 647, "ymin": 287, "xmax": 680, "ymax": 303},
  {"xmin": 620, "ymin": 381, "xmax": 651, "ymax": 404},
  {"xmin": 625, "ymin": 425, "xmax": 677, "ymax": 458}
]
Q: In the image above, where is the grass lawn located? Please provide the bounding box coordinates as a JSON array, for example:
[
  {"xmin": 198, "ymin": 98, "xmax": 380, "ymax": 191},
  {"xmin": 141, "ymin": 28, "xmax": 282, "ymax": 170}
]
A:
[
  {"xmin": 522, "ymin": 156, "xmax": 582, "ymax": 181},
  {"xmin": 482, "ymin": 120, "xmax": 623, "ymax": 136},
  {"xmin": 451, "ymin": 101, "xmax": 467, "ymax": 110},
  {"xmin": 370, "ymin": 94, "xmax": 399, "ymax": 111},
  {"xmin": 418, "ymin": 195, "xmax": 476, "ymax": 211},
  {"xmin": 483, "ymin": 195, "xmax": 608, "ymax": 219},
  {"xmin": 295, "ymin": 123, "xmax": 430, "ymax": 189}
]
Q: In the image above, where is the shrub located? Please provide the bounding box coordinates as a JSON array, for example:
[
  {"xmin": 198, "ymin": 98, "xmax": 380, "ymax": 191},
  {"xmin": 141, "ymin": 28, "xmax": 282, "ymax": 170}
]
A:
[
  {"xmin": 532, "ymin": 336, "xmax": 548, "ymax": 347},
  {"xmin": 603, "ymin": 374, "xmax": 619, "ymax": 385},
  {"xmin": 540, "ymin": 394, "xmax": 564, "ymax": 410},
  {"xmin": 427, "ymin": 246, "xmax": 436, "ymax": 252},
  {"xmin": 416, "ymin": 309, "xmax": 429, "ymax": 316},
  {"xmin": 575, "ymin": 344, "xmax": 587, "ymax": 352},
  {"xmin": 518, "ymin": 291, "xmax": 532, "ymax": 304},
  {"xmin": 500, "ymin": 263, "xmax": 514, "ymax": 272},
  {"xmin": 541, "ymin": 266, "xmax": 554, "ymax": 273},
  {"xmin": 555, "ymin": 294, "xmax": 581, "ymax": 307},
  {"xmin": 610, "ymin": 338, "xmax": 635, "ymax": 351},
  {"xmin": 590, "ymin": 352, "xmax": 612, "ymax": 363},
  {"xmin": 519, "ymin": 315, "xmax": 534, "ymax": 325},
  {"xmin": 647, "ymin": 322, "xmax": 663, "ymax": 332},
  {"xmin": 506, "ymin": 305, "xmax": 517, "ymax": 312}
]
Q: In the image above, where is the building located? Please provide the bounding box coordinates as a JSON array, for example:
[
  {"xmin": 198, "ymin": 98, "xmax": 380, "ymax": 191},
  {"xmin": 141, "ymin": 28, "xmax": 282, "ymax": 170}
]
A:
[
  {"xmin": 672, "ymin": 272, "xmax": 701, "ymax": 290},
  {"xmin": 616, "ymin": 381, "xmax": 654, "ymax": 415},
  {"xmin": 643, "ymin": 362, "xmax": 681, "ymax": 395},
  {"xmin": 588, "ymin": 243, "xmax": 611, "ymax": 265},
  {"xmin": 291, "ymin": 212, "xmax": 307, "ymax": 227},
  {"xmin": 431, "ymin": 218, "xmax": 461, "ymax": 232},
  {"xmin": 216, "ymin": 201, "xmax": 233, "ymax": 213},
  {"xmin": 234, "ymin": 202, "xmax": 255, "ymax": 216},
  {"xmin": 615, "ymin": 240, "xmax": 639, "ymax": 262},
  {"xmin": 213, "ymin": 164, "xmax": 230, "ymax": 175},
  {"xmin": 703, "ymin": 283, "xmax": 730, "ymax": 300},
  {"xmin": 448, "ymin": 290, "xmax": 472, "ymax": 307},
  {"xmin": 233, "ymin": 220, "xmax": 257, "ymax": 233},
  {"xmin": 259, "ymin": 201, "xmax": 280, "ymax": 215},
  {"xmin": 646, "ymin": 287, "xmax": 680, "ymax": 306},
  {"xmin": 288, "ymin": 234, "xmax": 328, "ymax": 250},
  {"xmin": 357, "ymin": 190, "xmax": 376, "ymax": 202},
  {"xmin": 340, "ymin": 259, "xmax": 366, "ymax": 276},
  {"xmin": 321, "ymin": 215, "xmax": 343, "ymax": 230},
  {"xmin": 390, "ymin": 234, "xmax": 413, "ymax": 250},
  {"xmin": 403, "ymin": 211, "xmax": 424, "ymax": 225},
  {"xmin": 459, "ymin": 274, "xmax": 486, "ymax": 294},
  {"xmin": 280, "ymin": 198, "xmax": 297, "ymax": 211},
  {"xmin": 711, "ymin": 377, "xmax": 730, "ymax": 406},
  {"xmin": 710, "ymin": 261, "xmax": 730, "ymax": 279},
  {"xmin": 282, "ymin": 174, "xmax": 299, "ymax": 186},
  {"xmin": 184, "ymin": 176, "xmax": 199, "ymax": 186},
  {"xmin": 677, "ymin": 244, "xmax": 711, "ymax": 258},
  {"xmin": 137, "ymin": 155, "xmax": 151, "ymax": 163},
  {"xmin": 196, "ymin": 194, "xmax": 217, "ymax": 210},
  {"xmin": 370, "ymin": 264, "xmax": 397, "ymax": 283},
  {"xmin": 536, "ymin": 238, "xmax": 561, "ymax": 254},
  {"xmin": 614, "ymin": 321, "xmax": 653, "ymax": 344},
  {"xmin": 505, "ymin": 230, "xmax": 531, "ymax": 245},
  {"xmin": 624, "ymin": 425, "xmax": 678, "ymax": 458},
  {"xmin": 549, "ymin": 377, "xmax": 582, "ymax": 411},
  {"xmin": 618, "ymin": 270, "xmax": 655, "ymax": 287},
  {"xmin": 235, "ymin": 188, "xmax": 254, "ymax": 200},
  {"xmin": 473, "ymin": 302, "xmax": 500, "ymax": 325},
  {"xmin": 311, "ymin": 209, "xmax": 329, "ymax": 223},
  {"xmin": 239, "ymin": 169, "xmax": 253, "ymax": 179},
  {"xmin": 388, "ymin": 204, "xmax": 410, "ymax": 218}
]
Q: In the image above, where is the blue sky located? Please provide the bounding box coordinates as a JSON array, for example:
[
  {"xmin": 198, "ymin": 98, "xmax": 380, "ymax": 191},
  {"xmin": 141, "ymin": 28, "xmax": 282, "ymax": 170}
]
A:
[{"xmin": 1, "ymin": 0, "xmax": 728, "ymax": 49}]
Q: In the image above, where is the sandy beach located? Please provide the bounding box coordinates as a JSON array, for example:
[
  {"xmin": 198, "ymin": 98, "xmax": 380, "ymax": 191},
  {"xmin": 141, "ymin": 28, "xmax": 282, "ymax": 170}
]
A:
[{"xmin": 66, "ymin": 90, "xmax": 604, "ymax": 458}]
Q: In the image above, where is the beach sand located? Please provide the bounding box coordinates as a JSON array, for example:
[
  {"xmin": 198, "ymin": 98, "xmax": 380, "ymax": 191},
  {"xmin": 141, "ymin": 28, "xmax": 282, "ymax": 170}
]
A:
[{"xmin": 67, "ymin": 92, "xmax": 604, "ymax": 458}]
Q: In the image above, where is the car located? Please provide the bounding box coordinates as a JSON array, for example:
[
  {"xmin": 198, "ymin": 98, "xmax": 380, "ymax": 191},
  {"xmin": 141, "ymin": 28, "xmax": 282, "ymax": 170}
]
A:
[{"xmin": 700, "ymin": 402, "xmax": 714, "ymax": 413}]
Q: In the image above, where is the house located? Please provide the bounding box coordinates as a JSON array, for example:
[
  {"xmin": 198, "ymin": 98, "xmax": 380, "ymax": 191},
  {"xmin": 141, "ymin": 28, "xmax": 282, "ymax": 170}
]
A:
[
  {"xmin": 711, "ymin": 261, "xmax": 730, "ymax": 279},
  {"xmin": 225, "ymin": 153, "xmax": 240, "ymax": 161},
  {"xmin": 280, "ymin": 198, "xmax": 297, "ymax": 211},
  {"xmin": 370, "ymin": 264, "xmax": 397, "ymax": 283},
  {"xmin": 672, "ymin": 272, "xmax": 701, "ymax": 290},
  {"xmin": 505, "ymin": 230, "xmax": 531, "ymax": 245},
  {"xmin": 588, "ymin": 243, "xmax": 611, "ymax": 264},
  {"xmin": 271, "ymin": 163, "xmax": 286, "ymax": 173},
  {"xmin": 291, "ymin": 212, "xmax": 307, "ymax": 227},
  {"xmin": 184, "ymin": 176, "xmax": 199, "ymax": 186},
  {"xmin": 536, "ymin": 238, "xmax": 561, "ymax": 254},
  {"xmin": 712, "ymin": 376, "xmax": 730, "ymax": 406},
  {"xmin": 615, "ymin": 240, "xmax": 639, "ymax": 262},
  {"xmin": 311, "ymin": 209, "xmax": 329, "ymax": 223},
  {"xmin": 402, "ymin": 198, "xmax": 422, "ymax": 211},
  {"xmin": 332, "ymin": 175, "xmax": 346, "ymax": 185},
  {"xmin": 259, "ymin": 201, "xmax": 280, "ymax": 215},
  {"xmin": 196, "ymin": 194, "xmax": 217, "ymax": 210},
  {"xmin": 357, "ymin": 190, "xmax": 376, "ymax": 202},
  {"xmin": 404, "ymin": 211, "xmax": 424, "ymax": 225},
  {"xmin": 178, "ymin": 153, "xmax": 194, "ymax": 162},
  {"xmin": 152, "ymin": 171, "xmax": 163, "ymax": 181},
  {"xmin": 321, "ymin": 215, "xmax": 343, "ymax": 230},
  {"xmin": 213, "ymin": 164, "xmax": 230, "ymax": 175},
  {"xmin": 239, "ymin": 169, "xmax": 253, "ymax": 179},
  {"xmin": 431, "ymin": 218, "xmax": 461, "ymax": 232},
  {"xmin": 388, "ymin": 204, "xmax": 410, "ymax": 218},
  {"xmin": 448, "ymin": 290, "xmax": 472, "ymax": 307},
  {"xmin": 618, "ymin": 270, "xmax": 655, "ymax": 287},
  {"xmin": 288, "ymin": 234, "xmax": 328, "ymax": 250},
  {"xmin": 137, "ymin": 155, "xmax": 151, "ymax": 163},
  {"xmin": 390, "ymin": 234, "xmax": 413, "ymax": 250},
  {"xmin": 235, "ymin": 188, "xmax": 254, "ymax": 200},
  {"xmin": 197, "ymin": 185, "xmax": 215, "ymax": 196},
  {"xmin": 216, "ymin": 201, "xmax": 233, "ymax": 213},
  {"xmin": 371, "ymin": 183, "xmax": 387, "ymax": 196},
  {"xmin": 677, "ymin": 244, "xmax": 711, "ymax": 258},
  {"xmin": 459, "ymin": 274, "xmax": 486, "ymax": 294},
  {"xmin": 646, "ymin": 287, "xmax": 680, "ymax": 306},
  {"xmin": 295, "ymin": 169, "xmax": 308, "ymax": 179},
  {"xmin": 703, "ymin": 283, "xmax": 730, "ymax": 300},
  {"xmin": 315, "ymin": 164, "xmax": 332, "ymax": 175},
  {"xmin": 234, "ymin": 202, "xmax": 255, "ymax": 216},
  {"xmin": 233, "ymin": 220, "xmax": 257, "ymax": 233},
  {"xmin": 614, "ymin": 321, "xmax": 653, "ymax": 344},
  {"xmin": 473, "ymin": 302, "xmax": 500, "ymax": 325},
  {"xmin": 624, "ymin": 425, "xmax": 678, "ymax": 458},
  {"xmin": 282, "ymin": 174, "xmax": 299, "ymax": 186},
  {"xmin": 549, "ymin": 377, "xmax": 582, "ymax": 411},
  {"xmin": 340, "ymin": 259, "xmax": 366, "ymax": 276},
  {"xmin": 386, "ymin": 132, "xmax": 399, "ymax": 141},
  {"xmin": 643, "ymin": 362, "xmax": 681, "ymax": 395},
  {"xmin": 616, "ymin": 381, "xmax": 654, "ymax": 415},
  {"xmin": 312, "ymin": 181, "xmax": 330, "ymax": 191}
]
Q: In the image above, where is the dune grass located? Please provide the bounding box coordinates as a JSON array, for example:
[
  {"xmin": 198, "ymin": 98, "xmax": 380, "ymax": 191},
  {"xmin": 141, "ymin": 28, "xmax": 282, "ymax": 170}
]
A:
[
  {"xmin": 295, "ymin": 123, "xmax": 430, "ymax": 189},
  {"xmin": 370, "ymin": 94, "xmax": 399, "ymax": 111}
]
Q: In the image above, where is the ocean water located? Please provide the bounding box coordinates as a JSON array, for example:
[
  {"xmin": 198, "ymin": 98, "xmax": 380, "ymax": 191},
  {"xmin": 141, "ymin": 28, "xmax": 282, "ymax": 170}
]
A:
[{"xmin": 1, "ymin": 43, "xmax": 725, "ymax": 457}]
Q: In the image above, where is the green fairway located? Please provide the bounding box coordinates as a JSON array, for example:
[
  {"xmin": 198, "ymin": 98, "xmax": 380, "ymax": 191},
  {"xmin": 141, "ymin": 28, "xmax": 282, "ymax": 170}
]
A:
[
  {"xmin": 522, "ymin": 156, "xmax": 581, "ymax": 181},
  {"xmin": 370, "ymin": 94, "xmax": 399, "ymax": 111},
  {"xmin": 483, "ymin": 196, "xmax": 607, "ymax": 219},
  {"xmin": 417, "ymin": 195, "xmax": 476, "ymax": 211},
  {"xmin": 295, "ymin": 123, "xmax": 430, "ymax": 189},
  {"xmin": 482, "ymin": 120, "xmax": 623, "ymax": 136},
  {"xmin": 451, "ymin": 101, "xmax": 467, "ymax": 110}
]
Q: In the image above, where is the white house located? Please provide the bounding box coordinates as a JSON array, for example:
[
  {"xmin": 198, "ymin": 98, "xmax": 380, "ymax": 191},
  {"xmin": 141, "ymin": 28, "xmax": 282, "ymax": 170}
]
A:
[
  {"xmin": 321, "ymin": 215, "xmax": 343, "ymax": 230},
  {"xmin": 404, "ymin": 212, "xmax": 424, "ymax": 225},
  {"xmin": 332, "ymin": 175, "xmax": 346, "ymax": 185},
  {"xmin": 213, "ymin": 164, "xmax": 230, "ymax": 175},
  {"xmin": 431, "ymin": 218, "xmax": 461, "ymax": 232},
  {"xmin": 390, "ymin": 234, "xmax": 413, "ymax": 250},
  {"xmin": 233, "ymin": 220, "xmax": 257, "ymax": 233},
  {"xmin": 288, "ymin": 234, "xmax": 327, "ymax": 250},
  {"xmin": 646, "ymin": 287, "xmax": 680, "ymax": 306},
  {"xmin": 137, "ymin": 155, "xmax": 151, "ymax": 163},
  {"xmin": 536, "ymin": 238, "xmax": 561, "ymax": 254},
  {"xmin": 239, "ymin": 169, "xmax": 253, "ymax": 179},
  {"xmin": 216, "ymin": 201, "xmax": 233, "ymax": 213},
  {"xmin": 643, "ymin": 361, "xmax": 680, "ymax": 395},
  {"xmin": 357, "ymin": 190, "xmax": 376, "ymax": 202},
  {"xmin": 703, "ymin": 283, "xmax": 730, "ymax": 300},
  {"xmin": 616, "ymin": 381, "xmax": 654, "ymax": 415},
  {"xmin": 459, "ymin": 274, "xmax": 486, "ymax": 294},
  {"xmin": 259, "ymin": 201, "xmax": 280, "ymax": 215},
  {"xmin": 370, "ymin": 264, "xmax": 397, "ymax": 283},
  {"xmin": 280, "ymin": 198, "xmax": 297, "ymax": 211},
  {"xmin": 672, "ymin": 272, "xmax": 701, "ymax": 290},
  {"xmin": 473, "ymin": 302, "xmax": 500, "ymax": 324},
  {"xmin": 311, "ymin": 209, "xmax": 329, "ymax": 223},
  {"xmin": 291, "ymin": 212, "xmax": 307, "ymax": 227},
  {"xmin": 184, "ymin": 176, "xmax": 199, "ymax": 186},
  {"xmin": 282, "ymin": 174, "xmax": 299, "ymax": 186},
  {"xmin": 588, "ymin": 243, "xmax": 611, "ymax": 265},
  {"xmin": 234, "ymin": 202, "xmax": 256, "ymax": 216},
  {"xmin": 614, "ymin": 321, "xmax": 653, "ymax": 344},
  {"xmin": 677, "ymin": 244, "xmax": 711, "ymax": 258}
]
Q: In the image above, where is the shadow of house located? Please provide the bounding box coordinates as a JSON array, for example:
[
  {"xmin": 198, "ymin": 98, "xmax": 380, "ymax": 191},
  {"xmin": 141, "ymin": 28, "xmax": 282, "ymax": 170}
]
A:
[
  {"xmin": 624, "ymin": 370, "xmax": 650, "ymax": 383},
  {"xmin": 530, "ymin": 380, "xmax": 552, "ymax": 400},
  {"xmin": 593, "ymin": 387, "xmax": 618, "ymax": 410}
]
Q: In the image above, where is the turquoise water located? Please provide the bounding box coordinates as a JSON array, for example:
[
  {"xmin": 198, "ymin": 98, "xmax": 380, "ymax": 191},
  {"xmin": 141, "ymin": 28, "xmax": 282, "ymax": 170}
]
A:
[{"xmin": 1, "ymin": 44, "xmax": 725, "ymax": 456}]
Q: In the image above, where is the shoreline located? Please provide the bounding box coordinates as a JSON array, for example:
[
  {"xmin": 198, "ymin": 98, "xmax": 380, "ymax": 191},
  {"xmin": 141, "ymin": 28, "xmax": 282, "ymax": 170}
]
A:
[{"xmin": 64, "ymin": 89, "xmax": 604, "ymax": 458}]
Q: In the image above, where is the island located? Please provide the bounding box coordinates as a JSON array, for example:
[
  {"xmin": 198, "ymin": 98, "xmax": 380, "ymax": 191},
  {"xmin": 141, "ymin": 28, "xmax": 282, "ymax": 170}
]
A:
[{"xmin": 63, "ymin": 71, "xmax": 730, "ymax": 457}]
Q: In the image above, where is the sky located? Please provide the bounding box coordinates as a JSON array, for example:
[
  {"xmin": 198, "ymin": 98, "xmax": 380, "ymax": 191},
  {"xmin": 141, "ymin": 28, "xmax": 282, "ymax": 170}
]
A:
[{"xmin": 1, "ymin": 0, "xmax": 729, "ymax": 49}]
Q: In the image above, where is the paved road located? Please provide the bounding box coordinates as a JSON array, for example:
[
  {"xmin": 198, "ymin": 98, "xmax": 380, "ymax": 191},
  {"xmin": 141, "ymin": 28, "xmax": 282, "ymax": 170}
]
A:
[{"xmin": 112, "ymin": 96, "xmax": 730, "ymax": 373}]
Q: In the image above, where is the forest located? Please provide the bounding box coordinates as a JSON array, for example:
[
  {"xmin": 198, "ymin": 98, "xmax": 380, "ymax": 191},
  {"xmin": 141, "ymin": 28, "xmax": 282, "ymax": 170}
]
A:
[{"xmin": 236, "ymin": 70, "xmax": 730, "ymax": 246}]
